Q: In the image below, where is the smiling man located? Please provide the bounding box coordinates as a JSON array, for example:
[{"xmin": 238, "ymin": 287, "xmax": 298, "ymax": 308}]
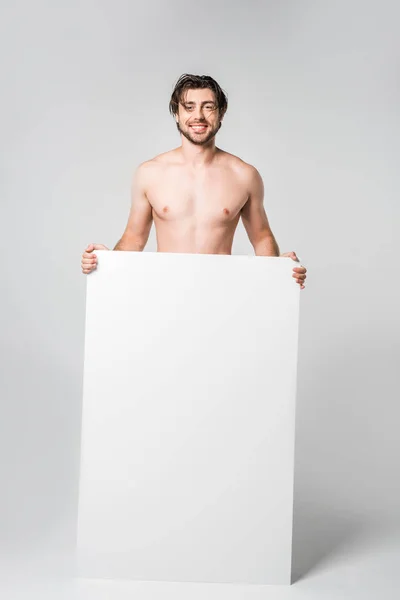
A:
[{"xmin": 81, "ymin": 73, "xmax": 307, "ymax": 289}]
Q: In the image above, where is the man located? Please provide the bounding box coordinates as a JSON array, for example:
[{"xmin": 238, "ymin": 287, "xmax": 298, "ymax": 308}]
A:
[{"xmin": 81, "ymin": 73, "xmax": 307, "ymax": 289}]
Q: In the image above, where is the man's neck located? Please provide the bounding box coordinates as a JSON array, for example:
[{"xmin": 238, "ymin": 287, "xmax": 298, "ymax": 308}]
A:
[{"xmin": 179, "ymin": 136, "xmax": 219, "ymax": 166}]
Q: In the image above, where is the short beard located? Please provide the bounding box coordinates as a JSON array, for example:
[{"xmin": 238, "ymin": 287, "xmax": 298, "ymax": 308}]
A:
[{"xmin": 176, "ymin": 121, "xmax": 221, "ymax": 146}]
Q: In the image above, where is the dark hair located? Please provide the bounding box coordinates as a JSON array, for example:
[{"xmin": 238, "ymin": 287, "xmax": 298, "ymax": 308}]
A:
[{"xmin": 169, "ymin": 73, "xmax": 228, "ymax": 119}]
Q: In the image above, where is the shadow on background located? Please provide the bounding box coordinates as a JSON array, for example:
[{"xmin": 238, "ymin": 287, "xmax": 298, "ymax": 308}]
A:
[
  {"xmin": 290, "ymin": 275, "xmax": 399, "ymax": 583},
  {"xmin": 291, "ymin": 502, "xmax": 366, "ymax": 583}
]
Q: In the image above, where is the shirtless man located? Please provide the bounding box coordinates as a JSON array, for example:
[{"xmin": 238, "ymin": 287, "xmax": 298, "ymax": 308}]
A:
[{"xmin": 81, "ymin": 73, "xmax": 307, "ymax": 289}]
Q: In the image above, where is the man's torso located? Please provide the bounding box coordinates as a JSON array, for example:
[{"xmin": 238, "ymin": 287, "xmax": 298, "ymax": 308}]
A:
[{"xmin": 141, "ymin": 148, "xmax": 253, "ymax": 254}]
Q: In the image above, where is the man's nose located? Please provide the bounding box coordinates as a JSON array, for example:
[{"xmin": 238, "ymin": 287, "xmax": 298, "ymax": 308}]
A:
[{"xmin": 193, "ymin": 106, "xmax": 205, "ymax": 119}]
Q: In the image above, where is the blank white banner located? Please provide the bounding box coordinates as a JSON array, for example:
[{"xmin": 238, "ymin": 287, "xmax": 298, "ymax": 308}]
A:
[{"xmin": 76, "ymin": 251, "xmax": 300, "ymax": 585}]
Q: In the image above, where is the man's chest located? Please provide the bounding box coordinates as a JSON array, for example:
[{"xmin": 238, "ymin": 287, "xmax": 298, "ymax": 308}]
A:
[{"xmin": 146, "ymin": 167, "xmax": 248, "ymax": 222}]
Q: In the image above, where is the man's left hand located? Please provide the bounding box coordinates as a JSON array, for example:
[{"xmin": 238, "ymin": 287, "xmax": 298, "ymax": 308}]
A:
[{"xmin": 280, "ymin": 251, "xmax": 307, "ymax": 290}]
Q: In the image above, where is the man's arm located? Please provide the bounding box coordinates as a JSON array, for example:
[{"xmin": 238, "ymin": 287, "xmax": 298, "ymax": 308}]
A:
[
  {"xmin": 114, "ymin": 163, "xmax": 153, "ymax": 251},
  {"xmin": 240, "ymin": 166, "xmax": 280, "ymax": 256}
]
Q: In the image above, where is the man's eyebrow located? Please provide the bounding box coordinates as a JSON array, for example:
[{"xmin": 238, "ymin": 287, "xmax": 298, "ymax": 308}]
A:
[{"xmin": 182, "ymin": 100, "xmax": 217, "ymax": 105}]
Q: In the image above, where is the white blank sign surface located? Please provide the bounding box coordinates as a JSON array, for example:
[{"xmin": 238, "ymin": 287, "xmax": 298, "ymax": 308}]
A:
[{"xmin": 77, "ymin": 251, "xmax": 300, "ymax": 585}]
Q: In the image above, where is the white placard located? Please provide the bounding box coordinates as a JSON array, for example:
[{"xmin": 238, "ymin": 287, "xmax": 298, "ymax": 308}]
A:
[{"xmin": 77, "ymin": 251, "xmax": 300, "ymax": 585}]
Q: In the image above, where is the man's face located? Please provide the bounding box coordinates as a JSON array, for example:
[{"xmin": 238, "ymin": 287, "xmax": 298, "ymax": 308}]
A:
[{"xmin": 175, "ymin": 88, "xmax": 222, "ymax": 146}]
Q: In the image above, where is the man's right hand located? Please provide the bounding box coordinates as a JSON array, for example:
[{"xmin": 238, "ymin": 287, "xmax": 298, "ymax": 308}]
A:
[{"xmin": 81, "ymin": 243, "xmax": 109, "ymax": 274}]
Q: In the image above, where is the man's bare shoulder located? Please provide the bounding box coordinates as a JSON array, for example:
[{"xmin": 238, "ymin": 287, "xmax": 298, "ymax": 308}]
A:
[
  {"xmin": 138, "ymin": 148, "xmax": 181, "ymax": 170},
  {"xmin": 132, "ymin": 151, "xmax": 177, "ymax": 185},
  {"xmin": 217, "ymin": 149, "xmax": 261, "ymax": 184}
]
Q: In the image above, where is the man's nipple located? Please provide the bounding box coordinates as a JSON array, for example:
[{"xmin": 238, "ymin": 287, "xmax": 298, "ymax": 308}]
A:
[
  {"xmin": 162, "ymin": 206, "xmax": 169, "ymax": 213},
  {"xmin": 223, "ymin": 208, "xmax": 230, "ymax": 216}
]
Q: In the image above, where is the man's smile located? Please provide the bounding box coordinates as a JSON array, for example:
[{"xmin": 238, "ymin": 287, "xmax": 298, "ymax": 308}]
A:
[{"xmin": 190, "ymin": 124, "xmax": 208, "ymax": 133}]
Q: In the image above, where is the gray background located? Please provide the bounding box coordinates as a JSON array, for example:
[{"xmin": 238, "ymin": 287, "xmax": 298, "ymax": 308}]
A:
[{"xmin": 0, "ymin": 0, "xmax": 399, "ymax": 598}]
